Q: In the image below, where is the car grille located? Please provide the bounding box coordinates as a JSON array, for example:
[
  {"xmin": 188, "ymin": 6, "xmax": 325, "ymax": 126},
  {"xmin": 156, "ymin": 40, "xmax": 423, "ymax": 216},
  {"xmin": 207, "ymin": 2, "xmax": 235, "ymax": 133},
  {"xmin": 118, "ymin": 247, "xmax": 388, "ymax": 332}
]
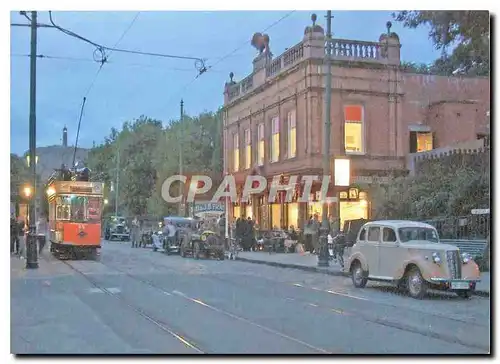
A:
[
  {"xmin": 446, "ymin": 250, "xmax": 462, "ymax": 279},
  {"xmin": 116, "ymin": 226, "xmax": 124, "ymax": 234}
]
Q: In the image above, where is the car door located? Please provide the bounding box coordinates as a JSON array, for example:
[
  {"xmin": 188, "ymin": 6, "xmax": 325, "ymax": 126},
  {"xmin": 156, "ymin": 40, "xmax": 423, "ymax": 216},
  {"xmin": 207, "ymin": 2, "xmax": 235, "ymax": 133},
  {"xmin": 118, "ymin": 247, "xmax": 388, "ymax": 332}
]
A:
[
  {"xmin": 365, "ymin": 225, "xmax": 382, "ymax": 277},
  {"xmin": 378, "ymin": 226, "xmax": 401, "ymax": 279}
]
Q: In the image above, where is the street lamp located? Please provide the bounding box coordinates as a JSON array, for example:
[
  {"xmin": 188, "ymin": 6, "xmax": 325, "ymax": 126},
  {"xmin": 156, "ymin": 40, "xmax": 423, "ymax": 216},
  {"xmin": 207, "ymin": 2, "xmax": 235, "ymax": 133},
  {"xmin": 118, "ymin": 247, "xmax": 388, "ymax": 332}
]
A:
[
  {"xmin": 104, "ymin": 199, "xmax": 109, "ymax": 205},
  {"xmin": 24, "ymin": 186, "xmax": 32, "ymax": 199}
]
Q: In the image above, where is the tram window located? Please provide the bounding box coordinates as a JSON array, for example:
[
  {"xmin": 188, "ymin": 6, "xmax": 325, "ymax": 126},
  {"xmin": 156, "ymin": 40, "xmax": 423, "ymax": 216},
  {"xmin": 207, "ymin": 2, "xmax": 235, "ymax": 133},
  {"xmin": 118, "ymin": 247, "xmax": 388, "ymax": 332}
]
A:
[{"xmin": 71, "ymin": 196, "xmax": 88, "ymax": 222}]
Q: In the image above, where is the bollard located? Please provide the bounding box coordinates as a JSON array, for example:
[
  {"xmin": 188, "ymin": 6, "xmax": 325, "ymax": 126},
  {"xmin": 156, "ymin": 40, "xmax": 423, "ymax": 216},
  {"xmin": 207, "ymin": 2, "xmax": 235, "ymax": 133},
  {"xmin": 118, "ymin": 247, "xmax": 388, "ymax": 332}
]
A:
[
  {"xmin": 317, "ymin": 225, "xmax": 330, "ymax": 267},
  {"xmin": 25, "ymin": 232, "xmax": 39, "ymax": 269}
]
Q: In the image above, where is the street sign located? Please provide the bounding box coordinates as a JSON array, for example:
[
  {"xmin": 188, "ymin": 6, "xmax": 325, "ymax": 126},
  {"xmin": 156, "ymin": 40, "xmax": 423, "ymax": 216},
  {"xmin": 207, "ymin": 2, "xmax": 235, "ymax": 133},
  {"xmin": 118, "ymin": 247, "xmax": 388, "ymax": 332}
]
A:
[{"xmin": 471, "ymin": 209, "xmax": 490, "ymax": 215}]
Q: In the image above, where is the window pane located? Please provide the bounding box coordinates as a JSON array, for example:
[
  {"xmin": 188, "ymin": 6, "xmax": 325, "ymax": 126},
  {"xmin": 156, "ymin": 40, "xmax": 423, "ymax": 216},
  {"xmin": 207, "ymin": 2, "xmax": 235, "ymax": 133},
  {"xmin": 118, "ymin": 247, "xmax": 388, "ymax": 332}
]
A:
[
  {"xmin": 344, "ymin": 105, "xmax": 362, "ymax": 121},
  {"xmin": 234, "ymin": 134, "xmax": 239, "ymax": 148},
  {"xmin": 258, "ymin": 141, "xmax": 265, "ymax": 165},
  {"xmin": 368, "ymin": 227, "xmax": 380, "ymax": 241},
  {"xmin": 345, "ymin": 122, "xmax": 363, "ymax": 153},
  {"xmin": 288, "ymin": 127, "xmax": 296, "ymax": 158},
  {"xmin": 258, "ymin": 123, "xmax": 264, "ymax": 140},
  {"xmin": 382, "ymin": 227, "xmax": 397, "ymax": 242},
  {"xmin": 271, "ymin": 133, "xmax": 280, "ymax": 162},
  {"xmin": 245, "ymin": 145, "xmax": 251, "ymax": 169},
  {"xmin": 233, "ymin": 149, "xmax": 239, "ymax": 171},
  {"xmin": 416, "ymin": 132, "xmax": 433, "ymax": 152},
  {"xmin": 272, "ymin": 117, "xmax": 279, "ymax": 134}
]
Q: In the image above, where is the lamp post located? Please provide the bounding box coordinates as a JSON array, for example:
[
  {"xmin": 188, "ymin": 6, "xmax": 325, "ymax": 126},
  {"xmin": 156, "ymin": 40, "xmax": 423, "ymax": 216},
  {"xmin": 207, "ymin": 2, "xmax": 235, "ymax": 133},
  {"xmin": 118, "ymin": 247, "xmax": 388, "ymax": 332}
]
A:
[
  {"xmin": 26, "ymin": 10, "xmax": 38, "ymax": 269},
  {"xmin": 318, "ymin": 10, "xmax": 333, "ymax": 268}
]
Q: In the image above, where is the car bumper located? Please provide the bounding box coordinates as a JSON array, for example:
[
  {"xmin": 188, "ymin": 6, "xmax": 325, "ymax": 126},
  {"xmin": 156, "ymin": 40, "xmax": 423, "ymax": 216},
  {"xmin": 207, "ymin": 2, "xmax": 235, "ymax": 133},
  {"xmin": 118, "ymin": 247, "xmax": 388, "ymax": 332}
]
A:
[
  {"xmin": 111, "ymin": 233, "xmax": 129, "ymax": 237},
  {"xmin": 429, "ymin": 278, "xmax": 480, "ymax": 290}
]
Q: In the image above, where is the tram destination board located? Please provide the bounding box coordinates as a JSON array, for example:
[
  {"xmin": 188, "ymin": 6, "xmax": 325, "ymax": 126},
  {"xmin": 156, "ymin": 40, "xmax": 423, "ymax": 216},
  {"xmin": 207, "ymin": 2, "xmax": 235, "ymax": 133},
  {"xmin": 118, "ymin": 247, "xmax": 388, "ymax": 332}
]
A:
[{"xmin": 70, "ymin": 186, "xmax": 93, "ymax": 194}]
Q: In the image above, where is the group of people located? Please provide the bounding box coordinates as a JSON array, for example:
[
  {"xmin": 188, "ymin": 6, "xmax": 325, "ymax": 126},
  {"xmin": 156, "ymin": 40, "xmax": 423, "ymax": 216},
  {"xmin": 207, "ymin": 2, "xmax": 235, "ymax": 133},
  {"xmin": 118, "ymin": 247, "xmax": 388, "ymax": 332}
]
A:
[
  {"xmin": 234, "ymin": 216, "xmax": 256, "ymax": 251},
  {"xmin": 10, "ymin": 215, "xmax": 48, "ymax": 258}
]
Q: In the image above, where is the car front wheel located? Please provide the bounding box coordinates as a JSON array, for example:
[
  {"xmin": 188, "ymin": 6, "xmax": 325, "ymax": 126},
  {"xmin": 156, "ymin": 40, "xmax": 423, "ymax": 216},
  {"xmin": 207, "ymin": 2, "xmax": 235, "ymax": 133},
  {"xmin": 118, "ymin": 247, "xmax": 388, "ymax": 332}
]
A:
[
  {"xmin": 351, "ymin": 261, "xmax": 368, "ymax": 288},
  {"xmin": 406, "ymin": 267, "xmax": 428, "ymax": 299}
]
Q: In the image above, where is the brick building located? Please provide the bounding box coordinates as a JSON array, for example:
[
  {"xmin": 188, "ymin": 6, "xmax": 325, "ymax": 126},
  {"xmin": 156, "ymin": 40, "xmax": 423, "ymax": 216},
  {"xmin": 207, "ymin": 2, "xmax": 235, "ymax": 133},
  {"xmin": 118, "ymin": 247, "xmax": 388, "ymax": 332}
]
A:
[{"xmin": 221, "ymin": 14, "xmax": 490, "ymax": 231}]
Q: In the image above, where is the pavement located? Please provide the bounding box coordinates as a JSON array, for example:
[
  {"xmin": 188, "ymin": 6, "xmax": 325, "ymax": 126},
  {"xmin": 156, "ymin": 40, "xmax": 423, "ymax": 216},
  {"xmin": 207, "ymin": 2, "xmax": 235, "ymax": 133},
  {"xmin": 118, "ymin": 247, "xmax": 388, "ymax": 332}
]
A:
[
  {"xmin": 236, "ymin": 251, "xmax": 491, "ymax": 296},
  {"xmin": 11, "ymin": 241, "xmax": 491, "ymax": 354}
]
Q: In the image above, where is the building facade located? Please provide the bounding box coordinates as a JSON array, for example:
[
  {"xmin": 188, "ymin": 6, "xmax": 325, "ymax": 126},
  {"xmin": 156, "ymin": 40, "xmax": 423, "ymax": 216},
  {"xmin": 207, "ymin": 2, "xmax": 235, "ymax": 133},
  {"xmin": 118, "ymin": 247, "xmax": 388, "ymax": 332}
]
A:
[{"xmin": 222, "ymin": 15, "xmax": 490, "ymax": 231}]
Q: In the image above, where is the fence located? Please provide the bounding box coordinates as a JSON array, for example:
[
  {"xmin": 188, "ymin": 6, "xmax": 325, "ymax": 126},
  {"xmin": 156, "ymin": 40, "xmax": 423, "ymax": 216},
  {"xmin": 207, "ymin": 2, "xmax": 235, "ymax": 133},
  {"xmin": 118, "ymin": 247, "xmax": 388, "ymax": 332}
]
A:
[{"xmin": 421, "ymin": 214, "xmax": 490, "ymax": 241}]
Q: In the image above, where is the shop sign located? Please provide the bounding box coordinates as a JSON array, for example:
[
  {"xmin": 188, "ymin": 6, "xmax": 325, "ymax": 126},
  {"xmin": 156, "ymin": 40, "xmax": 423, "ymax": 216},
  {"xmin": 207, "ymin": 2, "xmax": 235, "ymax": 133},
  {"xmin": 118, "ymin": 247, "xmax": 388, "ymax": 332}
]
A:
[{"xmin": 354, "ymin": 176, "xmax": 390, "ymax": 185}]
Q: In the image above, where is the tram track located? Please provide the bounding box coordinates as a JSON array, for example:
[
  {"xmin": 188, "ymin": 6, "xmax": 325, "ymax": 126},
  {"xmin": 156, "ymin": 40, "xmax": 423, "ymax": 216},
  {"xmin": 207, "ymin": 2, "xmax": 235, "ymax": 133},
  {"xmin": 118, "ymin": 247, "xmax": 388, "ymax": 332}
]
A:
[
  {"xmin": 61, "ymin": 257, "xmax": 332, "ymax": 354},
  {"xmin": 98, "ymin": 251, "xmax": 490, "ymax": 352},
  {"xmin": 59, "ymin": 259, "xmax": 206, "ymax": 354}
]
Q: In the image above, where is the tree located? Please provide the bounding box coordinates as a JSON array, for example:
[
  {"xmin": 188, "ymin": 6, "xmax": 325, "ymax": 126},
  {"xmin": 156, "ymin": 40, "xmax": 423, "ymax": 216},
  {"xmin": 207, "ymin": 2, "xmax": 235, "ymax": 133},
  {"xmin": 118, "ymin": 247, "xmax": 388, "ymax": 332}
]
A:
[
  {"xmin": 86, "ymin": 111, "xmax": 223, "ymax": 218},
  {"xmin": 10, "ymin": 154, "xmax": 30, "ymax": 203},
  {"xmin": 393, "ymin": 11, "xmax": 490, "ymax": 76}
]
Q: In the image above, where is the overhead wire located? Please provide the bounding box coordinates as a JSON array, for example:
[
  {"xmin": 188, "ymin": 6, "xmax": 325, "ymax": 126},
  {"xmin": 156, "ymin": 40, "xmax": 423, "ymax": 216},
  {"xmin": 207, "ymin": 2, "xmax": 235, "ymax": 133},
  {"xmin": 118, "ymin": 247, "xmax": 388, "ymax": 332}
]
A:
[
  {"xmin": 48, "ymin": 11, "xmax": 207, "ymax": 75},
  {"xmin": 10, "ymin": 53, "xmax": 227, "ymax": 73},
  {"xmin": 163, "ymin": 10, "xmax": 296, "ymax": 112},
  {"xmin": 82, "ymin": 11, "xmax": 141, "ymax": 99}
]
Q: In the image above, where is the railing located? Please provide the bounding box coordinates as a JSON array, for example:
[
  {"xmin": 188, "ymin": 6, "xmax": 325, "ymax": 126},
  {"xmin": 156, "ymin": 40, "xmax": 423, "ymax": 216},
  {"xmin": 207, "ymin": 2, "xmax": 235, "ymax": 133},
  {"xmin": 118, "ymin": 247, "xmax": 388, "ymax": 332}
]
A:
[
  {"xmin": 283, "ymin": 42, "xmax": 304, "ymax": 67},
  {"xmin": 240, "ymin": 75, "xmax": 253, "ymax": 93},
  {"xmin": 421, "ymin": 215, "xmax": 490, "ymax": 241},
  {"xmin": 266, "ymin": 56, "xmax": 283, "ymax": 77},
  {"xmin": 331, "ymin": 39, "xmax": 383, "ymax": 60}
]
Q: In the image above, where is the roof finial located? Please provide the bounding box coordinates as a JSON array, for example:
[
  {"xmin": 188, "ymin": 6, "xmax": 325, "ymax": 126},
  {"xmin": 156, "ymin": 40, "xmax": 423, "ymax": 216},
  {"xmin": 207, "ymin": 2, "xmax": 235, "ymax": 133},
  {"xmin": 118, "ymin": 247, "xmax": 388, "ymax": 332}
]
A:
[
  {"xmin": 229, "ymin": 72, "xmax": 234, "ymax": 83},
  {"xmin": 311, "ymin": 13, "xmax": 317, "ymax": 26},
  {"xmin": 386, "ymin": 21, "xmax": 392, "ymax": 35}
]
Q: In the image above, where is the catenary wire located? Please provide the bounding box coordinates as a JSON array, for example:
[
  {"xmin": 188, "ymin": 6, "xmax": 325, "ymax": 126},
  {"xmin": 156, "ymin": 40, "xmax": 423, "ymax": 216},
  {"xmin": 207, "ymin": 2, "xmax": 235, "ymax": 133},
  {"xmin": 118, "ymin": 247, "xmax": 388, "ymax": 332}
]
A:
[
  {"xmin": 10, "ymin": 53, "xmax": 227, "ymax": 73},
  {"xmin": 163, "ymin": 10, "xmax": 297, "ymax": 111},
  {"xmin": 48, "ymin": 11, "xmax": 207, "ymax": 75},
  {"xmin": 83, "ymin": 11, "xmax": 141, "ymax": 99}
]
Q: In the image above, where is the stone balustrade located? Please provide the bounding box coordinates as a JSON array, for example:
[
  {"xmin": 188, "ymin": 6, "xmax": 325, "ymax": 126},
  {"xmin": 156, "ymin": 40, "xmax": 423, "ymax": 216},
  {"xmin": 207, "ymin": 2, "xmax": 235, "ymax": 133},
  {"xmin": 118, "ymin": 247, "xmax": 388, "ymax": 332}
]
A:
[{"xmin": 226, "ymin": 36, "xmax": 393, "ymax": 103}]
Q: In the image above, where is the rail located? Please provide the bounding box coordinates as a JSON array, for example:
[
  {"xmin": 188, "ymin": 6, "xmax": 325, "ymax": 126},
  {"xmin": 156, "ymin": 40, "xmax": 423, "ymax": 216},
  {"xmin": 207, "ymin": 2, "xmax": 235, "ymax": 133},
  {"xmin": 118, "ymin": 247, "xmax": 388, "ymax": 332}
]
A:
[{"xmin": 331, "ymin": 38, "xmax": 383, "ymax": 60}]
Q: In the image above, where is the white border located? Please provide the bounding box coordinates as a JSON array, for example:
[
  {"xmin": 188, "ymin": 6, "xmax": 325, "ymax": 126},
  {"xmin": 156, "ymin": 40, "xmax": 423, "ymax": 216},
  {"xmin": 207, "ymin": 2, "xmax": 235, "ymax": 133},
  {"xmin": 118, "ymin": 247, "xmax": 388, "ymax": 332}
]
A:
[{"xmin": 5, "ymin": 2, "xmax": 496, "ymax": 363}]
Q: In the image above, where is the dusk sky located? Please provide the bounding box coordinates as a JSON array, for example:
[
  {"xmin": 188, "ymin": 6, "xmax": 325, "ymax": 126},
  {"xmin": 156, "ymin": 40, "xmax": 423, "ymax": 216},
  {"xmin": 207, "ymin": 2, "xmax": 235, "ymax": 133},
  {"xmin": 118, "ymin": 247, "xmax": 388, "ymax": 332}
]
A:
[{"xmin": 10, "ymin": 10, "xmax": 443, "ymax": 155}]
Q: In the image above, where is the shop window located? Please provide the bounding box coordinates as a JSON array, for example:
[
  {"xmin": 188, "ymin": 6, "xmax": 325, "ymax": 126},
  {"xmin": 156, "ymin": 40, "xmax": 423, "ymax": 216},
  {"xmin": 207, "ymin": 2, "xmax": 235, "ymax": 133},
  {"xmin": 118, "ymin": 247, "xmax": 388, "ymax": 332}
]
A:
[
  {"xmin": 288, "ymin": 203, "xmax": 299, "ymax": 229},
  {"xmin": 257, "ymin": 123, "xmax": 265, "ymax": 166},
  {"xmin": 344, "ymin": 105, "xmax": 364, "ymax": 154},
  {"xmin": 271, "ymin": 204, "xmax": 281, "ymax": 229},
  {"xmin": 233, "ymin": 133, "xmax": 239, "ymax": 172},
  {"xmin": 409, "ymin": 131, "xmax": 433, "ymax": 153},
  {"xmin": 287, "ymin": 110, "xmax": 297, "ymax": 158},
  {"xmin": 244, "ymin": 128, "xmax": 251, "ymax": 170},
  {"xmin": 245, "ymin": 205, "xmax": 253, "ymax": 219},
  {"xmin": 271, "ymin": 116, "xmax": 280, "ymax": 163},
  {"xmin": 233, "ymin": 206, "xmax": 241, "ymax": 220}
]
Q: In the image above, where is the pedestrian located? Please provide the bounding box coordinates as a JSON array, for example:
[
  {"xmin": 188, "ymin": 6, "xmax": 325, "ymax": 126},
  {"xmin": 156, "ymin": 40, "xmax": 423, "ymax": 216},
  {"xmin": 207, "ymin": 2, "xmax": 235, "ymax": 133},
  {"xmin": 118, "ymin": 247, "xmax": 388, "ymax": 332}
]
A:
[
  {"xmin": 304, "ymin": 216, "xmax": 314, "ymax": 253},
  {"xmin": 17, "ymin": 217, "xmax": 27, "ymax": 259},
  {"xmin": 10, "ymin": 216, "xmax": 18, "ymax": 254},
  {"xmin": 131, "ymin": 216, "xmax": 140, "ymax": 248},
  {"xmin": 36, "ymin": 215, "xmax": 48, "ymax": 254},
  {"xmin": 164, "ymin": 219, "xmax": 176, "ymax": 248}
]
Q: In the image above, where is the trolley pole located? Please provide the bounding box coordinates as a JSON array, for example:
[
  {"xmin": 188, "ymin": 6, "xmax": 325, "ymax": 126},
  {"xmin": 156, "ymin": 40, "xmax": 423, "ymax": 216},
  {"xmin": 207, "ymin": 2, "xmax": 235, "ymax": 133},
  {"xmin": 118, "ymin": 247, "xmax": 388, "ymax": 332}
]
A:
[
  {"xmin": 179, "ymin": 99, "xmax": 184, "ymax": 216},
  {"xmin": 26, "ymin": 11, "xmax": 39, "ymax": 269},
  {"xmin": 318, "ymin": 10, "xmax": 333, "ymax": 268}
]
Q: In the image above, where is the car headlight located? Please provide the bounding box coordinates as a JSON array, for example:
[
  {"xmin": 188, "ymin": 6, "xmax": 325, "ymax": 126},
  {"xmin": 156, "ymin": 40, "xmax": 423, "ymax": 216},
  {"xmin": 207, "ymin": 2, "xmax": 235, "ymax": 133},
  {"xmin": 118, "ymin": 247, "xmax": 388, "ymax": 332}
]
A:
[
  {"xmin": 461, "ymin": 252, "xmax": 472, "ymax": 264},
  {"xmin": 432, "ymin": 252, "xmax": 441, "ymax": 264}
]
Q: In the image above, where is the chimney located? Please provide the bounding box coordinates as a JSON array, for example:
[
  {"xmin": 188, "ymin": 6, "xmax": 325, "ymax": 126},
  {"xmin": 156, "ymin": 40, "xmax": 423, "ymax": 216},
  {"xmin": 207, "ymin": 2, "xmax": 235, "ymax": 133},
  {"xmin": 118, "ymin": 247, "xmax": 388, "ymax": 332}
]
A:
[{"xmin": 63, "ymin": 126, "xmax": 68, "ymax": 147}]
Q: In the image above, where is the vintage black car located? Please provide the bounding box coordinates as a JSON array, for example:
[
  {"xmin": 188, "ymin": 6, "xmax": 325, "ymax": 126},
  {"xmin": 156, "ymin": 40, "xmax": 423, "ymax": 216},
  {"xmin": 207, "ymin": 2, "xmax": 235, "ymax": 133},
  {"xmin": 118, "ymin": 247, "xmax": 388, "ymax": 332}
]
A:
[
  {"xmin": 180, "ymin": 225, "xmax": 225, "ymax": 260},
  {"xmin": 164, "ymin": 216, "xmax": 197, "ymax": 255}
]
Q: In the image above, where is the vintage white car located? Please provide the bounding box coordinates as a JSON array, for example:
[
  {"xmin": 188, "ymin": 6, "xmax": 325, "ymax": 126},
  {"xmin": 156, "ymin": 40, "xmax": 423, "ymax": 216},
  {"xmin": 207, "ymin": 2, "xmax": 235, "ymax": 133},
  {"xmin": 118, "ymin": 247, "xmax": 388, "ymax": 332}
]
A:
[{"xmin": 343, "ymin": 220, "xmax": 481, "ymax": 299}]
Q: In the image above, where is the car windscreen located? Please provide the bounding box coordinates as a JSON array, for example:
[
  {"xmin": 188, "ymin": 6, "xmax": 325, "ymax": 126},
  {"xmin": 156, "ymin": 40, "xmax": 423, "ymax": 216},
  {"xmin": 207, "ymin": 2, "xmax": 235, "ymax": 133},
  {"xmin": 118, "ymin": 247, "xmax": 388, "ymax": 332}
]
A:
[{"xmin": 398, "ymin": 227, "xmax": 439, "ymax": 243}]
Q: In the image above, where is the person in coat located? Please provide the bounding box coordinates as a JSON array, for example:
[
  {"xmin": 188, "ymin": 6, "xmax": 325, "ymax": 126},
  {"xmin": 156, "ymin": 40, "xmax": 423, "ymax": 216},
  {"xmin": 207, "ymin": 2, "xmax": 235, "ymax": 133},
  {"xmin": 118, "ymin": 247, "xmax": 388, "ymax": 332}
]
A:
[{"xmin": 131, "ymin": 216, "xmax": 140, "ymax": 248}]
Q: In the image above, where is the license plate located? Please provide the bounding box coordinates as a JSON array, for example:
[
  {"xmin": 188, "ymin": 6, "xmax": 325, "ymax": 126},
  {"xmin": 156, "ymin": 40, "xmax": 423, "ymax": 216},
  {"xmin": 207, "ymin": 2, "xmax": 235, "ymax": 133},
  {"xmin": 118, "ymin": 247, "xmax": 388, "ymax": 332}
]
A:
[{"xmin": 451, "ymin": 281, "xmax": 469, "ymax": 290}]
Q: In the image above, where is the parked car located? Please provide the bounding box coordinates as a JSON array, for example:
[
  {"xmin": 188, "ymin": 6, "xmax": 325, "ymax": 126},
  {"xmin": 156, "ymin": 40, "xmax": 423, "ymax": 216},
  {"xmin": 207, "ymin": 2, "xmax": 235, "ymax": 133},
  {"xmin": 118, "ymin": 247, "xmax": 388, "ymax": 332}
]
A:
[
  {"xmin": 104, "ymin": 216, "xmax": 130, "ymax": 241},
  {"xmin": 343, "ymin": 220, "xmax": 481, "ymax": 299},
  {"xmin": 164, "ymin": 216, "xmax": 197, "ymax": 255}
]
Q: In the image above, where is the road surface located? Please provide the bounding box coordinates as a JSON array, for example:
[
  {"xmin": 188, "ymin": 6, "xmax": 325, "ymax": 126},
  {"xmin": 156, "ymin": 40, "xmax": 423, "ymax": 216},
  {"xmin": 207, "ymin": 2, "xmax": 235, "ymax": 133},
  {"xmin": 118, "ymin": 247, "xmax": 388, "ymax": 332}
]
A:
[{"xmin": 11, "ymin": 241, "xmax": 490, "ymax": 354}]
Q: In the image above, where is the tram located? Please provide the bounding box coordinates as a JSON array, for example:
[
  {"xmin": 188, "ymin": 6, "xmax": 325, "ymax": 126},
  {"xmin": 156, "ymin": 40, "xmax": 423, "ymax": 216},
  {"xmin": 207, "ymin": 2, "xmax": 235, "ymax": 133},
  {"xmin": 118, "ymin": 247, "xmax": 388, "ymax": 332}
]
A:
[{"xmin": 46, "ymin": 166, "xmax": 104, "ymax": 260}]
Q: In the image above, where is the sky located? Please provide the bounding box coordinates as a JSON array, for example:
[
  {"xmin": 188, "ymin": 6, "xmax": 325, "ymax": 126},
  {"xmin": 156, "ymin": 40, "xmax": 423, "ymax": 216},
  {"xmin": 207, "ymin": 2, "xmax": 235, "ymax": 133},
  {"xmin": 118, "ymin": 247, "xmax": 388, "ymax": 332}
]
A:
[{"xmin": 10, "ymin": 10, "xmax": 443, "ymax": 156}]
